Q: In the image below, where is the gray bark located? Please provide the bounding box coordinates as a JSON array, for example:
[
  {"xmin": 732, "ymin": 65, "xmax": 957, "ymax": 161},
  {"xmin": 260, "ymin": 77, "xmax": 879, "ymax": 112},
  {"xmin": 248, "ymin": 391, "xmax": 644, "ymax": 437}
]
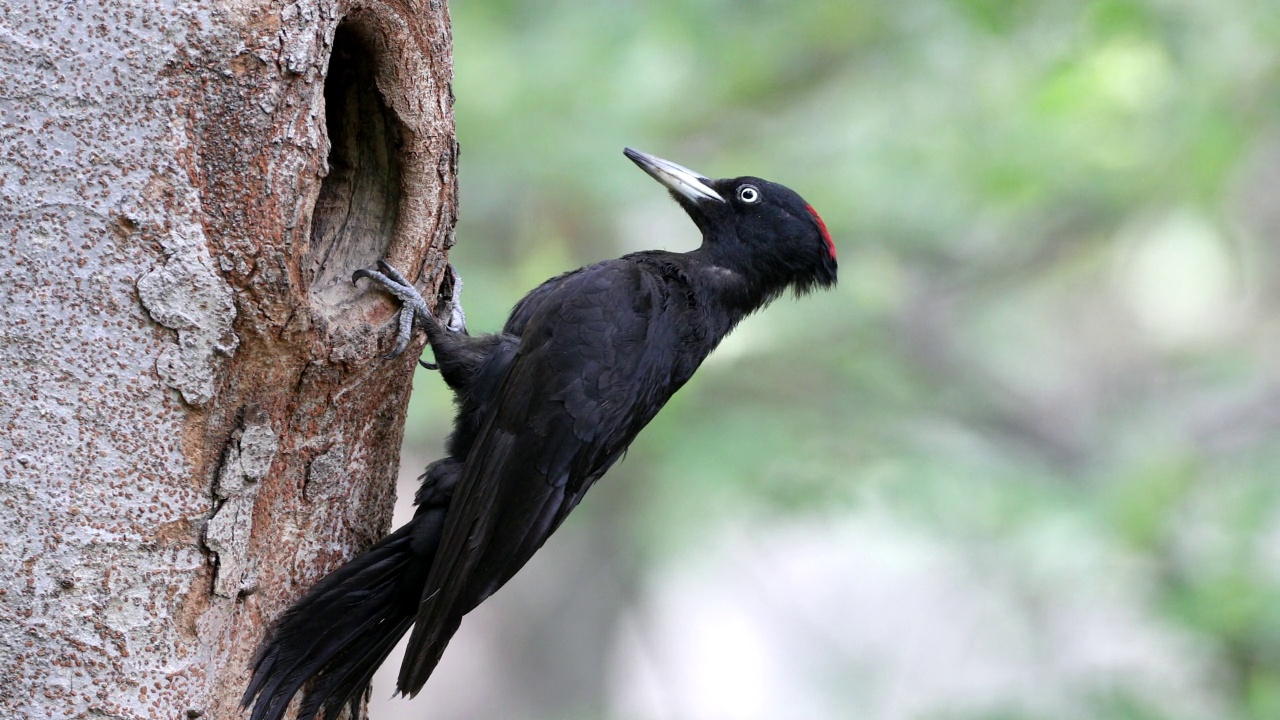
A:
[{"xmin": 0, "ymin": 0, "xmax": 455, "ymax": 717}]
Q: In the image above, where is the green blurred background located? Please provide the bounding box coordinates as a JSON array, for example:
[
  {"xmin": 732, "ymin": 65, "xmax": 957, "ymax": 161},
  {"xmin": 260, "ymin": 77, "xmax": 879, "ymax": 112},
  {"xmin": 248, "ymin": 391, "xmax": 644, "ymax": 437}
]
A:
[{"xmin": 374, "ymin": 1, "xmax": 1280, "ymax": 718}]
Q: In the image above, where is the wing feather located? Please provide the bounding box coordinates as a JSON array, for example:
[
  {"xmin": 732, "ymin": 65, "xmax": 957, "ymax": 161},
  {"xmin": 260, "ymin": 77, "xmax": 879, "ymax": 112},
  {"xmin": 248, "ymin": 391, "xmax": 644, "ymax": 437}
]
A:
[{"xmin": 397, "ymin": 259, "xmax": 703, "ymax": 694}]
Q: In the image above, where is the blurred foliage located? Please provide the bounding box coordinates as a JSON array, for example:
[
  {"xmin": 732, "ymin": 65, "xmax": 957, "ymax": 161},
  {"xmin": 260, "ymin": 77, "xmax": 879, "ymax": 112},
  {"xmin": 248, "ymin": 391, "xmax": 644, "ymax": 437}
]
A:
[{"xmin": 401, "ymin": 0, "xmax": 1280, "ymax": 717}]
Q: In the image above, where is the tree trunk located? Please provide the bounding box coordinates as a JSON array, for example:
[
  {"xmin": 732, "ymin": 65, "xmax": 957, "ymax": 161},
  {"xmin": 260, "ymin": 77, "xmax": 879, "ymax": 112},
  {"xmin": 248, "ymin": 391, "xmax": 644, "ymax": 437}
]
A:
[{"xmin": 0, "ymin": 1, "xmax": 456, "ymax": 718}]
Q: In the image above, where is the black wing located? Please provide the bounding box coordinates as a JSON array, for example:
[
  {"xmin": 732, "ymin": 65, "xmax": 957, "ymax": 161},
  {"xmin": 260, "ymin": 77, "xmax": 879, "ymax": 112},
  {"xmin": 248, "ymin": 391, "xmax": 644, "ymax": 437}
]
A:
[{"xmin": 396, "ymin": 258, "xmax": 700, "ymax": 693}]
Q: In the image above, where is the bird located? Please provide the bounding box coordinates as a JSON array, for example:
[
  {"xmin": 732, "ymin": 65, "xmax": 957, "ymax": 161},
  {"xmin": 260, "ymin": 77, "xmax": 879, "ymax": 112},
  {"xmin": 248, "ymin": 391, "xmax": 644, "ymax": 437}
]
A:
[{"xmin": 241, "ymin": 148, "xmax": 837, "ymax": 720}]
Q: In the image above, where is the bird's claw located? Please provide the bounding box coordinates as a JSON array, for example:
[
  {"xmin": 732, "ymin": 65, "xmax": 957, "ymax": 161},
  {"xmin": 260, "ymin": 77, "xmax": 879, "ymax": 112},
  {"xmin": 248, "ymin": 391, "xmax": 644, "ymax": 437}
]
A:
[
  {"xmin": 375, "ymin": 259, "xmax": 413, "ymax": 288},
  {"xmin": 352, "ymin": 261, "xmax": 431, "ymax": 360},
  {"xmin": 352, "ymin": 261, "xmax": 469, "ymax": 363},
  {"xmin": 440, "ymin": 264, "xmax": 466, "ymax": 334}
]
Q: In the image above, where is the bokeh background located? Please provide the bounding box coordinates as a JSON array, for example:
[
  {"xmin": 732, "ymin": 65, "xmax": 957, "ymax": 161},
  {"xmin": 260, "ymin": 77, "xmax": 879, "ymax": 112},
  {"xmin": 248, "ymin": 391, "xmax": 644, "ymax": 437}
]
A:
[{"xmin": 372, "ymin": 1, "xmax": 1280, "ymax": 718}]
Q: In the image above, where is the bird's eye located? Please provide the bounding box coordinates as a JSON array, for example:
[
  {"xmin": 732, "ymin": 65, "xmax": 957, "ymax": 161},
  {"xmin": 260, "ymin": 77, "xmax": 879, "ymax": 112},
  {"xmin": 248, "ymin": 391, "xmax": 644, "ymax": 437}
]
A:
[{"xmin": 737, "ymin": 185, "xmax": 761, "ymax": 204}]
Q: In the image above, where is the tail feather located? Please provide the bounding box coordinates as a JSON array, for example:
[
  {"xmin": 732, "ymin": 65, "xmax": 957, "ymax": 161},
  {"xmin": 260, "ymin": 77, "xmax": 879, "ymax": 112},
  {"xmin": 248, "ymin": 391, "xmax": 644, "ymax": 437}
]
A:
[
  {"xmin": 246, "ymin": 556, "xmax": 405, "ymax": 706},
  {"xmin": 242, "ymin": 519, "xmax": 428, "ymax": 720},
  {"xmin": 252, "ymin": 591, "xmax": 399, "ymax": 720},
  {"xmin": 301, "ymin": 614, "xmax": 414, "ymax": 720}
]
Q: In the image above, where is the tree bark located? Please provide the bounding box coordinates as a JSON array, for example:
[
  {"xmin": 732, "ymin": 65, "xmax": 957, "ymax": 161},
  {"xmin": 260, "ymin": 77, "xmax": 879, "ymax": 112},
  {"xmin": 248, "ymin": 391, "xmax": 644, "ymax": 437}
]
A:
[{"xmin": 0, "ymin": 1, "xmax": 456, "ymax": 718}]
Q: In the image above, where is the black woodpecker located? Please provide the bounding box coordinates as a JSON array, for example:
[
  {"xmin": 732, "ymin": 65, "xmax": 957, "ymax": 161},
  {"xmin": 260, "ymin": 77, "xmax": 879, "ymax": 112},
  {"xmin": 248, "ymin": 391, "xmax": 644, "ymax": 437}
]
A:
[{"xmin": 242, "ymin": 148, "xmax": 838, "ymax": 720}]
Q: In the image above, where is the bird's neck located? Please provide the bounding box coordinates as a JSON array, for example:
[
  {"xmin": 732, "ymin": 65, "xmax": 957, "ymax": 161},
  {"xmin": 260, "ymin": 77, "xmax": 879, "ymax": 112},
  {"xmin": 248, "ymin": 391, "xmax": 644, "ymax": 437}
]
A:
[{"xmin": 685, "ymin": 246, "xmax": 786, "ymax": 322}]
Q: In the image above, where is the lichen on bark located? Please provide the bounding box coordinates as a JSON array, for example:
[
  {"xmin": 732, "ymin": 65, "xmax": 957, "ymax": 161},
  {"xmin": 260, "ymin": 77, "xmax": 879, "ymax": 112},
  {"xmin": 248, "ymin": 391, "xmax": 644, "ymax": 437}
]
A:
[{"xmin": 0, "ymin": 0, "xmax": 457, "ymax": 717}]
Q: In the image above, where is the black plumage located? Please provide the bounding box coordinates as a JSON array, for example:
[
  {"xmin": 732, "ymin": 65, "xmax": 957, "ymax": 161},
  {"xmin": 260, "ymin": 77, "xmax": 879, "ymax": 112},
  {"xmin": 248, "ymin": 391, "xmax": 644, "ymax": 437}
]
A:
[{"xmin": 242, "ymin": 148, "xmax": 837, "ymax": 720}]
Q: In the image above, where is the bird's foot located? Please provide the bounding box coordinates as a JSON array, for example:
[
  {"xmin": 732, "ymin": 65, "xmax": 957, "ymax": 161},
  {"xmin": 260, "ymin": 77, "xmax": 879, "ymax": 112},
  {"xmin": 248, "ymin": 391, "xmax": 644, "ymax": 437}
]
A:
[
  {"xmin": 352, "ymin": 260, "xmax": 431, "ymax": 359},
  {"xmin": 438, "ymin": 264, "xmax": 467, "ymax": 335},
  {"xmin": 352, "ymin": 261, "xmax": 468, "ymax": 363},
  {"xmin": 416, "ymin": 265, "xmax": 467, "ymax": 370}
]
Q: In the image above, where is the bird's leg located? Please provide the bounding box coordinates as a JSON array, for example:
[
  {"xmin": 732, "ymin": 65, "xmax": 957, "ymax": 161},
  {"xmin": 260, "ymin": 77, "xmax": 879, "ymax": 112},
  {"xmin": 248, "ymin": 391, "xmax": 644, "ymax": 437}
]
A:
[
  {"xmin": 437, "ymin": 264, "xmax": 467, "ymax": 336},
  {"xmin": 416, "ymin": 266, "xmax": 467, "ymax": 370},
  {"xmin": 352, "ymin": 260, "xmax": 435, "ymax": 359},
  {"xmin": 353, "ymin": 261, "xmax": 491, "ymax": 390}
]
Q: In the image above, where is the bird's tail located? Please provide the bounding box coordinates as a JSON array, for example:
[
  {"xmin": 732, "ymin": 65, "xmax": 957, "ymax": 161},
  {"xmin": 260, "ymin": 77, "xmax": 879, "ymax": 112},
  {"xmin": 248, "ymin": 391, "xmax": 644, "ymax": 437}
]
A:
[{"xmin": 241, "ymin": 518, "xmax": 429, "ymax": 720}]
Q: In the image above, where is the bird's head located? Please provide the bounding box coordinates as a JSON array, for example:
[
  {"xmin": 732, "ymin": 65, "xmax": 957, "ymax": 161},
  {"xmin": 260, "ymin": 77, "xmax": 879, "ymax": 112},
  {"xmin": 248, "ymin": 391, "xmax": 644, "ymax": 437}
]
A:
[{"xmin": 624, "ymin": 148, "xmax": 837, "ymax": 295}]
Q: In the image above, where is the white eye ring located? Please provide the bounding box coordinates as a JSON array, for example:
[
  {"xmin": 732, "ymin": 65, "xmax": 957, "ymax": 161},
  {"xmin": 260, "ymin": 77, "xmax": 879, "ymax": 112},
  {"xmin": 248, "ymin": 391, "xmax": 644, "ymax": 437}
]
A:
[{"xmin": 737, "ymin": 185, "xmax": 761, "ymax": 204}]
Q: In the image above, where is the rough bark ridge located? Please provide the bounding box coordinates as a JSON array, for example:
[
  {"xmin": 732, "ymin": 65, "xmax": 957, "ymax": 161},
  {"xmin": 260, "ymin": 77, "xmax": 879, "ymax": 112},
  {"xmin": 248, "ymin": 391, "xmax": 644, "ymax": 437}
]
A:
[{"xmin": 0, "ymin": 0, "xmax": 456, "ymax": 717}]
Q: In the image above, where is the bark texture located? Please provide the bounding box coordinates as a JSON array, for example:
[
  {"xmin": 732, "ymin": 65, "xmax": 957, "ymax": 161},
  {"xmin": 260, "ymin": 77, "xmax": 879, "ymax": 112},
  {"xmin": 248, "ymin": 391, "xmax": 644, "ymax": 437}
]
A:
[{"xmin": 0, "ymin": 0, "xmax": 456, "ymax": 717}]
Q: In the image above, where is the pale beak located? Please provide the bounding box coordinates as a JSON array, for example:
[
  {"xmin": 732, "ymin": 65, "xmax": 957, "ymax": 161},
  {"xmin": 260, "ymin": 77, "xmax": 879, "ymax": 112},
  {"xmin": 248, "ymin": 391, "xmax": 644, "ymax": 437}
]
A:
[{"xmin": 624, "ymin": 148, "xmax": 725, "ymax": 204}]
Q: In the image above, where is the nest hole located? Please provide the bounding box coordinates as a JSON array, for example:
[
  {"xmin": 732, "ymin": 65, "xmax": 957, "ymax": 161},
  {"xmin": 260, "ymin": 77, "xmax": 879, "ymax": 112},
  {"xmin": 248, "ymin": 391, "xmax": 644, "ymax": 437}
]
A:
[{"xmin": 309, "ymin": 23, "xmax": 404, "ymax": 306}]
